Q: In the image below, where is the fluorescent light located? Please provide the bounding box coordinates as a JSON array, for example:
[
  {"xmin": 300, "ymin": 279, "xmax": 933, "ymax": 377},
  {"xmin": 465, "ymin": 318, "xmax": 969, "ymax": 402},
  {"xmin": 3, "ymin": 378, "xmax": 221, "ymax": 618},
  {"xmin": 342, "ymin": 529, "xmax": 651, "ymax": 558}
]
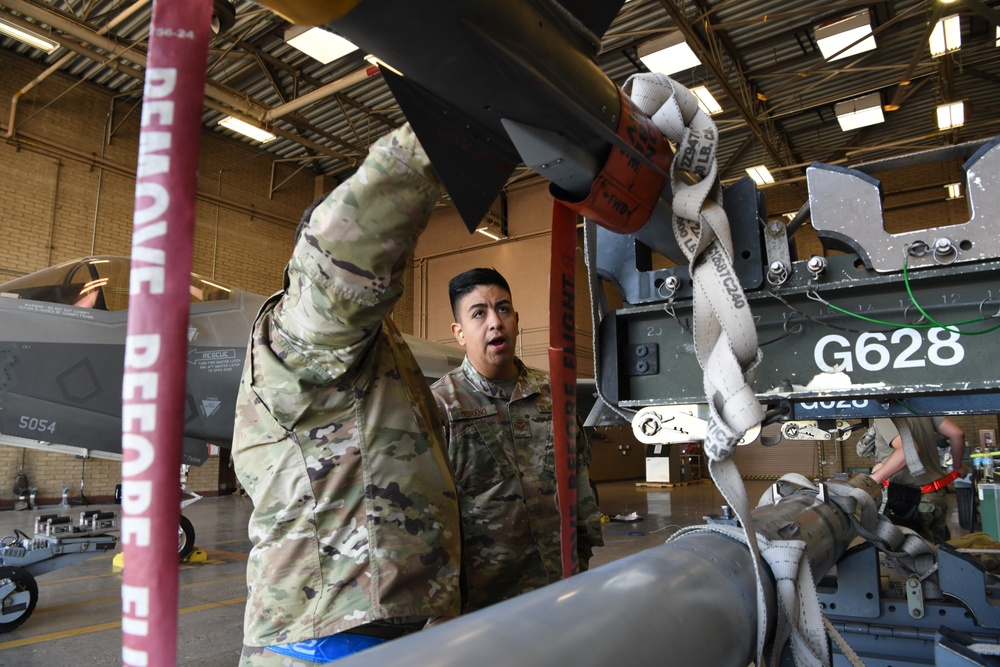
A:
[
  {"xmin": 475, "ymin": 219, "xmax": 507, "ymax": 241},
  {"xmin": 746, "ymin": 165, "xmax": 774, "ymax": 186},
  {"xmin": 936, "ymin": 101, "xmax": 964, "ymax": 130},
  {"xmin": 834, "ymin": 92, "xmax": 884, "ymax": 131},
  {"xmin": 475, "ymin": 227, "xmax": 504, "ymax": 241},
  {"xmin": 945, "ymin": 183, "xmax": 962, "ymax": 199},
  {"xmin": 218, "ymin": 116, "xmax": 276, "ymax": 143},
  {"xmin": 475, "ymin": 211, "xmax": 507, "ymax": 241},
  {"xmin": 0, "ymin": 17, "xmax": 58, "ymax": 53},
  {"xmin": 638, "ymin": 32, "xmax": 701, "ymax": 75},
  {"xmin": 814, "ymin": 10, "xmax": 876, "ymax": 61},
  {"xmin": 929, "ymin": 15, "xmax": 961, "ymax": 57},
  {"xmin": 691, "ymin": 86, "xmax": 723, "ymax": 115},
  {"xmin": 364, "ymin": 54, "xmax": 403, "ymax": 77},
  {"xmin": 285, "ymin": 26, "xmax": 358, "ymax": 64}
]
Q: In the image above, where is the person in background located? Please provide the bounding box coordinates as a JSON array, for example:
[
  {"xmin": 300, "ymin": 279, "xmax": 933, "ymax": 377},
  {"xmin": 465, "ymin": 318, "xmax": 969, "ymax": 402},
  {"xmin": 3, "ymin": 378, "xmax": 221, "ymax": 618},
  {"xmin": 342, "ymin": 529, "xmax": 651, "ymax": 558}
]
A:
[
  {"xmin": 232, "ymin": 124, "xmax": 460, "ymax": 666},
  {"xmin": 431, "ymin": 267, "xmax": 603, "ymax": 612},
  {"xmin": 867, "ymin": 416, "xmax": 966, "ymax": 543}
]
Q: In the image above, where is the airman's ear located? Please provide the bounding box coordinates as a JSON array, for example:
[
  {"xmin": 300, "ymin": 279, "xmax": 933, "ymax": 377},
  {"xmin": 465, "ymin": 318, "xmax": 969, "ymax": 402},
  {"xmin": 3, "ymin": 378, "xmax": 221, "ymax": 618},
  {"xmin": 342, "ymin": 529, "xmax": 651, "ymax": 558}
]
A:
[{"xmin": 451, "ymin": 322, "xmax": 466, "ymax": 347}]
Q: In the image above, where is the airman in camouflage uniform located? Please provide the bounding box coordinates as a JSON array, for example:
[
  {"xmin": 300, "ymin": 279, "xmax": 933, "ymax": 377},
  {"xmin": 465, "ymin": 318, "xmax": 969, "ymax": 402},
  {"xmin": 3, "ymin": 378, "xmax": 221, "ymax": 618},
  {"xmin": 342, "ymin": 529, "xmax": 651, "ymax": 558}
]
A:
[
  {"xmin": 869, "ymin": 416, "xmax": 966, "ymax": 543},
  {"xmin": 431, "ymin": 268, "xmax": 603, "ymax": 612},
  {"xmin": 232, "ymin": 124, "xmax": 460, "ymax": 665}
]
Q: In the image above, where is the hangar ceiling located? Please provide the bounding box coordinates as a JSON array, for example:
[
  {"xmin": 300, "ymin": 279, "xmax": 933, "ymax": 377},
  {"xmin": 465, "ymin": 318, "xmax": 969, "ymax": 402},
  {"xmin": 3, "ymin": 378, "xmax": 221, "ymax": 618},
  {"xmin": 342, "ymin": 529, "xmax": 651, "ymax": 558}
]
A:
[{"xmin": 1, "ymin": 0, "xmax": 999, "ymax": 217}]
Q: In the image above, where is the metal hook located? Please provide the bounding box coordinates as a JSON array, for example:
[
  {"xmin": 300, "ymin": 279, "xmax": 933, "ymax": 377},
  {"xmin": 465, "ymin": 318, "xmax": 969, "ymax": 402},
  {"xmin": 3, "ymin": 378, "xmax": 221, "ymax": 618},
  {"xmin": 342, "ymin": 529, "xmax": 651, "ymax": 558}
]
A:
[
  {"xmin": 902, "ymin": 304, "xmax": 927, "ymax": 326},
  {"xmin": 980, "ymin": 299, "xmax": 1000, "ymax": 320},
  {"xmin": 783, "ymin": 318, "xmax": 805, "ymax": 335}
]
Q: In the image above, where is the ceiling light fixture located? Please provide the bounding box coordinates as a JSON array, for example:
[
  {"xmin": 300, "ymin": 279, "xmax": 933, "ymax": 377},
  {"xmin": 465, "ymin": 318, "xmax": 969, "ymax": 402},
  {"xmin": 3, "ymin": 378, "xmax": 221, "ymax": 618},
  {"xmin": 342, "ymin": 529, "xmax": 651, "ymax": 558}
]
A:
[
  {"xmin": 936, "ymin": 101, "xmax": 964, "ymax": 130},
  {"xmin": 834, "ymin": 92, "xmax": 884, "ymax": 131},
  {"xmin": 691, "ymin": 86, "xmax": 723, "ymax": 115},
  {"xmin": 218, "ymin": 116, "xmax": 276, "ymax": 144},
  {"xmin": 746, "ymin": 165, "xmax": 775, "ymax": 186},
  {"xmin": 285, "ymin": 26, "xmax": 358, "ymax": 64},
  {"xmin": 363, "ymin": 54, "xmax": 403, "ymax": 77},
  {"xmin": 0, "ymin": 16, "xmax": 58, "ymax": 53},
  {"xmin": 945, "ymin": 183, "xmax": 962, "ymax": 199},
  {"xmin": 475, "ymin": 205, "xmax": 508, "ymax": 241},
  {"xmin": 638, "ymin": 32, "xmax": 701, "ymax": 75},
  {"xmin": 475, "ymin": 226, "xmax": 505, "ymax": 241},
  {"xmin": 929, "ymin": 15, "xmax": 961, "ymax": 57},
  {"xmin": 814, "ymin": 9, "xmax": 877, "ymax": 61}
]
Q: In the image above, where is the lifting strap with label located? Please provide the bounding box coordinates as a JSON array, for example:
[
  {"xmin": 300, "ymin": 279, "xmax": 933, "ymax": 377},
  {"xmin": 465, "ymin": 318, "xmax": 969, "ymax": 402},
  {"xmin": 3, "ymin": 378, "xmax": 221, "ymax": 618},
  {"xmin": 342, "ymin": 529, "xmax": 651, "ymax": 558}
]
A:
[
  {"xmin": 624, "ymin": 71, "xmax": 769, "ymax": 663},
  {"xmin": 550, "ymin": 200, "xmax": 579, "ymax": 578}
]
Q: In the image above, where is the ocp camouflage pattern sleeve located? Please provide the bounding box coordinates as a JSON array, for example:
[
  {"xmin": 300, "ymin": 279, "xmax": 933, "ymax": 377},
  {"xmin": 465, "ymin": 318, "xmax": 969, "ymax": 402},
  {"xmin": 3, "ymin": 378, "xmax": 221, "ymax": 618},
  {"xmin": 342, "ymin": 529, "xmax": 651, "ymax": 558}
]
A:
[
  {"xmin": 232, "ymin": 124, "xmax": 460, "ymax": 648},
  {"xmin": 275, "ymin": 122, "xmax": 441, "ymax": 362}
]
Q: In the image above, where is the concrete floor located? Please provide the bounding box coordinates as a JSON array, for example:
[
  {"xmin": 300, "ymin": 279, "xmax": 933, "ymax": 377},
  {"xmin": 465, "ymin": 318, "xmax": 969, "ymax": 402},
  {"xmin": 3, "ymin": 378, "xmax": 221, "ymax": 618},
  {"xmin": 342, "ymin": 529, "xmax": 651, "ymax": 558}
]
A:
[{"xmin": 0, "ymin": 479, "xmax": 968, "ymax": 665}]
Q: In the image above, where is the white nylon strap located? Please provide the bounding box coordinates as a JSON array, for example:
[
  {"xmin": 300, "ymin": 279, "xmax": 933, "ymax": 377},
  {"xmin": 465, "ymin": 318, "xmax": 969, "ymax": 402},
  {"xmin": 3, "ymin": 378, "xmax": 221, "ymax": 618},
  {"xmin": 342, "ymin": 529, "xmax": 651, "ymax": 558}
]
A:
[
  {"xmin": 625, "ymin": 71, "xmax": 767, "ymax": 664},
  {"xmin": 668, "ymin": 521, "xmax": 837, "ymax": 666},
  {"xmin": 968, "ymin": 643, "xmax": 1000, "ymax": 656},
  {"xmin": 890, "ymin": 417, "xmax": 926, "ymax": 478},
  {"xmin": 778, "ymin": 475, "xmax": 937, "ymax": 578},
  {"xmin": 757, "ymin": 477, "xmax": 865, "ymax": 667},
  {"xmin": 762, "ymin": 539, "xmax": 829, "ymax": 667}
]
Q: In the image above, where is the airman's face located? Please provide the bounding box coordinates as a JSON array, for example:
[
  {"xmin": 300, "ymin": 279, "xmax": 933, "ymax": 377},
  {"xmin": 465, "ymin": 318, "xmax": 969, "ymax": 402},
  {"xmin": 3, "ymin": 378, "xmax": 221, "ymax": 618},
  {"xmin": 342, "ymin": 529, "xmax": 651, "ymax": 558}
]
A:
[{"xmin": 451, "ymin": 284, "xmax": 519, "ymax": 382}]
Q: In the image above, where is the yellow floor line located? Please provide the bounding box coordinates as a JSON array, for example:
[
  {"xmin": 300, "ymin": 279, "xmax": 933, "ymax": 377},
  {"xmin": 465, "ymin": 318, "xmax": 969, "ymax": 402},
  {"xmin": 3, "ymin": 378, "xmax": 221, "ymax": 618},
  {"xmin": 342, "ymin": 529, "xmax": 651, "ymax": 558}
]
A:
[
  {"xmin": 37, "ymin": 549, "xmax": 247, "ymax": 587},
  {"xmin": 38, "ymin": 572, "xmax": 119, "ymax": 587},
  {"xmin": 0, "ymin": 597, "xmax": 246, "ymax": 650},
  {"xmin": 0, "ymin": 621, "xmax": 124, "ymax": 649},
  {"xmin": 32, "ymin": 574, "xmax": 249, "ymax": 616}
]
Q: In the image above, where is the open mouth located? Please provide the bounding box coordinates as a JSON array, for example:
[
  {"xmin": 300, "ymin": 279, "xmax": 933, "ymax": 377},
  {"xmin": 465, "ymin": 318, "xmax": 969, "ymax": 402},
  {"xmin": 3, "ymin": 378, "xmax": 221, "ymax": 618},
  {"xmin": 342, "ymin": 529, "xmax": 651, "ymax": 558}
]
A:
[{"xmin": 488, "ymin": 336, "xmax": 506, "ymax": 350}]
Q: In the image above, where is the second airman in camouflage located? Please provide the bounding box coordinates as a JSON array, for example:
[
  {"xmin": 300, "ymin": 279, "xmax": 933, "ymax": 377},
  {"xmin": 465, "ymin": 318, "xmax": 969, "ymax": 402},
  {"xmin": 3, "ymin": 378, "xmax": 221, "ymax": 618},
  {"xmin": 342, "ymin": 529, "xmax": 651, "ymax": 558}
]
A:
[{"xmin": 431, "ymin": 267, "xmax": 603, "ymax": 612}]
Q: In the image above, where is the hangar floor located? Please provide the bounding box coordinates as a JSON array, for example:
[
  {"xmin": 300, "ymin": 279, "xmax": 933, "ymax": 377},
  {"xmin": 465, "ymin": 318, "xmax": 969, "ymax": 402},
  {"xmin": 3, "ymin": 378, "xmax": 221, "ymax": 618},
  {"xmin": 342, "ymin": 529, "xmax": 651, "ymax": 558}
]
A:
[{"xmin": 0, "ymin": 479, "xmax": 968, "ymax": 665}]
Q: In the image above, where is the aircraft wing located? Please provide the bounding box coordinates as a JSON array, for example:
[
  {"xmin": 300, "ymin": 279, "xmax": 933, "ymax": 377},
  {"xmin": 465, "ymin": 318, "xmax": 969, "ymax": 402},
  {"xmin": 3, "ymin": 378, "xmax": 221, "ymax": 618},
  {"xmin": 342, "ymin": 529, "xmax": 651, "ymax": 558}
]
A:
[{"xmin": 0, "ymin": 256, "xmax": 469, "ymax": 465}]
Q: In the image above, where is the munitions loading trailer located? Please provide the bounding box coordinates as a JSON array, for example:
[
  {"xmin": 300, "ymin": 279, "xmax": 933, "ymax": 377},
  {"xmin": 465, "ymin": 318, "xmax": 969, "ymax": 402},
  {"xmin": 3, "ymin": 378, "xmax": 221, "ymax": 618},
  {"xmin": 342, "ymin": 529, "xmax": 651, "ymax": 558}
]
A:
[{"xmin": 0, "ymin": 511, "xmax": 118, "ymax": 632}]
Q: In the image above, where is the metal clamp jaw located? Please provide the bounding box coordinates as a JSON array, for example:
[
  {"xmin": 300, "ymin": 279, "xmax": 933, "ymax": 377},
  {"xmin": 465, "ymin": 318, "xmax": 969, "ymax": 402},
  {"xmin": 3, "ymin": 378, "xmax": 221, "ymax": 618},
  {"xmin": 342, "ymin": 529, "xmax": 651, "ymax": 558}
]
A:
[{"xmin": 807, "ymin": 138, "xmax": 1000, "ymax": 273}]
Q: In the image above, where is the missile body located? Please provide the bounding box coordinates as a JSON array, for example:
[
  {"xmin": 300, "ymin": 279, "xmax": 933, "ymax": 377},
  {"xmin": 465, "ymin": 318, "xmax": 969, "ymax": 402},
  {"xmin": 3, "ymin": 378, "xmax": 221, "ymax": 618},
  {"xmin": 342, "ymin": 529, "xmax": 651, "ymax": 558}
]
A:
[
  {"xmin": 273, "ymin": 0, "xmax": 677, "ymax": 235},
  {"xmin": 330, "ymin": 475, "xmax": 881, "ymax": 667}
]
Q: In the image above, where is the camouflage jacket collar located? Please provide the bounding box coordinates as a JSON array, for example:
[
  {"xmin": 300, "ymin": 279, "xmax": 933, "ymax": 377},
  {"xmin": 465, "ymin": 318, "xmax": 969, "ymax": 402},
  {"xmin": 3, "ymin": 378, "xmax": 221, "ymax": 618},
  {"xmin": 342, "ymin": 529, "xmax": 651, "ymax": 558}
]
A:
[{"xmin": 460, "ymin": 355, "xmax": 542, "ymax": 402}]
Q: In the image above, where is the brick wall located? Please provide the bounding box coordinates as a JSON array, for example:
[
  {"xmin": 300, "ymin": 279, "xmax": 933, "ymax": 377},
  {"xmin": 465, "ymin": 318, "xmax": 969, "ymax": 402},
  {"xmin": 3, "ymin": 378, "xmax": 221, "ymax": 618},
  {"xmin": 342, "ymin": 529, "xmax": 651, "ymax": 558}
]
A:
[{"xmin": 0, "ymin": 49, "xmax": 312, "ymax": 504}]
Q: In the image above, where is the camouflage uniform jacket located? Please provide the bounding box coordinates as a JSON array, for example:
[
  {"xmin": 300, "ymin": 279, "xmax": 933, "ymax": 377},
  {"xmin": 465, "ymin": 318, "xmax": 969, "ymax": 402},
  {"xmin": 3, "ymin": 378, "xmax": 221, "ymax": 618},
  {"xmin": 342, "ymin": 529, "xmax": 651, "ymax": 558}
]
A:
[
  {"xmin": 232, "ymin": 125, "xmax": 460, "ymax": 647},
  {"xmin": 431, "ymin": 356, "xmax": 603, "ymax": 612},
  {"xmin": 873, "ymin": 416, "xmax": 948, "ymax": 487}
]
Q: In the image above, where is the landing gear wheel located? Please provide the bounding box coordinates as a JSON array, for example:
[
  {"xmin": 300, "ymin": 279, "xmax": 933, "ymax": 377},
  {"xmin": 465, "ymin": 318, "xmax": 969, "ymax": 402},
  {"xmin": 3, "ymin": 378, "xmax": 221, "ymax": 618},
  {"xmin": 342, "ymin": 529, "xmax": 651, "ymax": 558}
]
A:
[
  {"xmin": 179, "ymin": 515, "xmax": 196, "ymax": 561},
  {"xmin": 0, "ymin": 566, "xmax": 38, "ymax": 633}
]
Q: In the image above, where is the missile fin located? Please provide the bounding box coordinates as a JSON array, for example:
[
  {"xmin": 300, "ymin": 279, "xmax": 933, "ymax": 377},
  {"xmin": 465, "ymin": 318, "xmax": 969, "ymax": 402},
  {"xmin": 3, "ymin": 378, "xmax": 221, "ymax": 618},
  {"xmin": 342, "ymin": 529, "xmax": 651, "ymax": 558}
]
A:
[{"xmin": 380, "ymin": 67, "xmax": 519, "ymax": 233}]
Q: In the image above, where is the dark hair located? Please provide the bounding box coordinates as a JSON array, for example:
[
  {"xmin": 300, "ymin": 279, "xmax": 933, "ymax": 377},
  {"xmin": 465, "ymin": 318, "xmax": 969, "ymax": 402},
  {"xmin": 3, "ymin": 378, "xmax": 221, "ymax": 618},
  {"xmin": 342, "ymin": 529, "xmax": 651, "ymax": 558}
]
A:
[
  {"xmin": 449, "ymin": 268, "xmax": 511, "ymax": 319},
  {"xmin": 294, "ymin": 191, "xmax": 333, "ymax": 245}
]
